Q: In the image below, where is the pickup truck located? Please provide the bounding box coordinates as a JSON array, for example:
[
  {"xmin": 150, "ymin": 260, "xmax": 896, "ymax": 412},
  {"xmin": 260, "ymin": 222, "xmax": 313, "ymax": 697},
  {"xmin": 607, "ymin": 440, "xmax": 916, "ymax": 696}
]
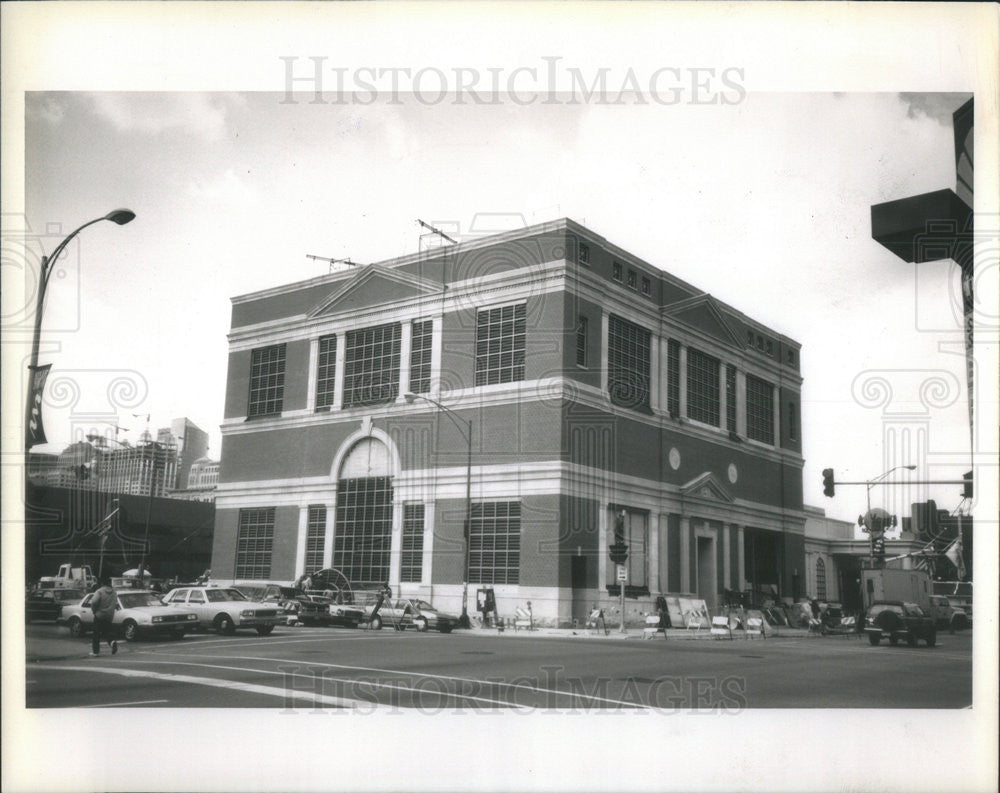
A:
[{"xmin": 865, "ymin": 601, "xmax": 936, "ymax": 648}]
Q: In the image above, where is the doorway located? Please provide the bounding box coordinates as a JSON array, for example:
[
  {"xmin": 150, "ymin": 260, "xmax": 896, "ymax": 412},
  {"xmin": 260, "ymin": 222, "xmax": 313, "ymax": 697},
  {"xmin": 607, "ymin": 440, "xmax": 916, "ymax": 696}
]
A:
[
  {"xmin": 696, "ymin": 535, "xmax": 717, "ymax": 610},
  {"xmin": 570, "ymin": 555, "xmax": 589, "ymax": 624}
]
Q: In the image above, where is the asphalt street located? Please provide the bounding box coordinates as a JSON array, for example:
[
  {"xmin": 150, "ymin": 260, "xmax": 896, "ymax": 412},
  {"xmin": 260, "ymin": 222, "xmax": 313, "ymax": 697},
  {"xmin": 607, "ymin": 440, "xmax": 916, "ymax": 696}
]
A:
[{"xmin": 23, "ymin": 623, "xmax": 972, "ymax": 710}]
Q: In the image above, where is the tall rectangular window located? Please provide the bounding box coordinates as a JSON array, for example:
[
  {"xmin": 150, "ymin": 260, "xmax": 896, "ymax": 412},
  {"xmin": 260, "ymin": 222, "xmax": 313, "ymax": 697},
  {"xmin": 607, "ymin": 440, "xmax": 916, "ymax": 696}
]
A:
[
  {"xmin": 343, "ymin": 323, "xmax": 401, "ymax": 408},
  {"xmin": 666, "ymin": 339, "xmax": 680, "ymax": 416},
  {"xmin": 475, "ymin": 303, "xmax": 526, "ymax": 386},
  {"xmin": 579, "ymin": 242, "xmax": 590, "ymax": 265},
  {"xmin": 235, "ymin": 508, "xmax": 274, "ymax": 579},
  {"xmin": 248, "ymin": 345, "xmax": 286, "ymax": 417},
  {"xmin": 305, "ymin": 505, "xmax": 326, "ymax": 572},
  {"xmin": 608, "ymin": 315, "xmax": 651, "ymax": 410},
  {"xmin": 469, "ymin": 501, "xmax": 521, "ymax": 585},
  {"xmin": 315, "ymin": 335, "xmax": 337, "ymax": 410},
  {"xmin": 576, "ymin": 316, "xmax": 588, "ymax": 367},
  {"xmin": 409, "ymin": 320, "xmax": 433, "ymax": 394},
  {"xmin": 726, "ymin": 364, "xmax": 737, "ymax": 432},
  {"xmin": 788, "ymin": 401, "xmax": 798, "ymax": 442},
  {"xmin": 686, "ymin": 348, "xmax": 720, "ymax": 426},
  {"xmin": 746, "ymin": 374, "xmax": 775, "ymax": 443},
  {"xmin": 333, "ymin": 477, "xmax": 393, "ymax": 583},
  {"xmin": 401, "ymin": 503, "xmax": 425, "ymax": 583}
]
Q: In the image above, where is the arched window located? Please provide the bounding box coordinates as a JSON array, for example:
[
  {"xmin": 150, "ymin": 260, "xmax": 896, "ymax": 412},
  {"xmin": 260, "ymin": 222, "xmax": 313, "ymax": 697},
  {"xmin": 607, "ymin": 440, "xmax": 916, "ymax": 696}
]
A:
[
  {"xmin": 815, "ymin": 557, "xmax": 827, "ymax": 600},
  {"xmin": 332, "ymin": 438, "xmax": 393, "ymax": 584}
]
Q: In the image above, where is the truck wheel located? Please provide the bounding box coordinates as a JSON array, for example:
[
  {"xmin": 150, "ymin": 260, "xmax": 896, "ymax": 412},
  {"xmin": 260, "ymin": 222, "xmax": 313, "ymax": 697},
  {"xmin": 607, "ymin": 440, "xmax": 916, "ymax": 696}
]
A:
[
  {"xmin": 889, "ymin": 635, "xmax": 899, "ymax": 646},
  {"xmin": 868, "ymin": 633, "xmax": 880, "ymax": 646},
  {"xmin": 926, "ymin": 631, "xmax": 937, "ymax": 647},
  {"xmin": 906, "ymin": 633, "xmax": 918, "ymax": 647}
]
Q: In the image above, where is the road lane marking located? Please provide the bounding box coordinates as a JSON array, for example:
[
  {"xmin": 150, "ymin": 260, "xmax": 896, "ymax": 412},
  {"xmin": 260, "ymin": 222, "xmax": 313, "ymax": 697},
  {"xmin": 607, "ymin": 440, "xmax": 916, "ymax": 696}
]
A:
[
  {"xmin": 121, "ymin": 659, "xmax": 534, "ymax": 710},
  {"xmin": 148, "ymin": 652, "xmax": 651, "ymax": 709},
  {"xmin": 79, "ymin": 699, "xmax": 169, "ymax": 707},
  {"xmin": 54, "ymin": 665, "xmax": 377, "ymax": 709}
]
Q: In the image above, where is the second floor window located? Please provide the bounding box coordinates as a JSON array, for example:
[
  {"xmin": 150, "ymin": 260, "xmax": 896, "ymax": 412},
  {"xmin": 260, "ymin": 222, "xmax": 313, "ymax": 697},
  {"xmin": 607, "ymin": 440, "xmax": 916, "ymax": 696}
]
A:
[
  {"xmin": 666, "ymin": 339, "xmax": 680, "ymax": 416},
  {"xmin": 746, "ymin": 374, "xmax": 774, "ymax": 444},
  {"xmin": 608, "ymin": 314, "xmax": 650, "ymax": 410},
  {"xmin": 686, "ymin": 348, "xmax": 720, "ymax": 426},
  {"xmin": 409, "ymin": 320, "xmax": 433, "ymax": 394},
  {"xmin": 316, "ymin": 335, "xmax": 337, "ymax": 409},
  {"xmin": 576, "ymin": 316, "xmax": 588, "ymax": 367},
  {"xmin": 305, "ymin": 505, "xmax": 326, "ymax": 572},
  {"xmin": 726, "ymin": 364, "xmax": 737, "ymax": 432},
  {"xmin": 248, "ymin": 344, "xmax": 286, "ymax": 417},
  {"xmin": 475, "ymin": 303, "xmax": 526, "ymax": 386},
  {"xmin": 343, "ymin": 323, "xmax": 401, "ymax": 407}
]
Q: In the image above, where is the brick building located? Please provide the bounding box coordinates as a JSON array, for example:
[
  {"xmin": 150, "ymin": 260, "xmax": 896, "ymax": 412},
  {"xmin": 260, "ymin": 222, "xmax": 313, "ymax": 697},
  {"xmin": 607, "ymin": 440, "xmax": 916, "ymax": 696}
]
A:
[{"xmin": 212, "ymin": 219, "xmax": 806, "ymax": 625}]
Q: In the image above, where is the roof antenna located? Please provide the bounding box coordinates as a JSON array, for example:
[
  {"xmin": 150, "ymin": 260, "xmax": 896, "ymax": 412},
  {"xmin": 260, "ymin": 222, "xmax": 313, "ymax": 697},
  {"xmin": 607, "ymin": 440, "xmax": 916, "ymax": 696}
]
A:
[
  {"xmin": 416, "ymin": 219, "xmax": 457, "ymax": 245},
  {"xmin": 306, "ymin": 254, "xmax": 360, "ymax": 273}
]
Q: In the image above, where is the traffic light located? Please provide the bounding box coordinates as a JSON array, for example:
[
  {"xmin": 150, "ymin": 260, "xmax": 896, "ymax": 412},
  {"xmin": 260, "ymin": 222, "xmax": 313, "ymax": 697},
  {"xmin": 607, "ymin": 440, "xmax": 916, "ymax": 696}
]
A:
[
  {"xmin": 822, "ymin": 468, "xmax": 835, "ymax": 498},
  {"xmin": 609, "ymin": 510, "xmax": 629, "ymax": 564},
  {"xmin": 871, "ymin": 534, "xmax": 886, "ymax": 565}
]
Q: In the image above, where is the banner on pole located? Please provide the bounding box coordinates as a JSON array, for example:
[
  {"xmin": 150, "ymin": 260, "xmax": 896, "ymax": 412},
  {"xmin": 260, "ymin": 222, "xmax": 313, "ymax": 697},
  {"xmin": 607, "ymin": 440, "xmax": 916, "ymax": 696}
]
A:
[{"xmin": 25, "ymin": 364, "xmax": 52, "ymax": 449}]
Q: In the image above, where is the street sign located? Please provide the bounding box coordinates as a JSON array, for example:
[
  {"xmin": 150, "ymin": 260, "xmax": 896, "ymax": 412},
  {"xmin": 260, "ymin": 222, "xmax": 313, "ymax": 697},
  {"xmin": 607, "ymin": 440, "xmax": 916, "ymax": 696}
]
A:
[{"xmin": 616, "ymin": 565, "xmax": 627, "ymax": 582}]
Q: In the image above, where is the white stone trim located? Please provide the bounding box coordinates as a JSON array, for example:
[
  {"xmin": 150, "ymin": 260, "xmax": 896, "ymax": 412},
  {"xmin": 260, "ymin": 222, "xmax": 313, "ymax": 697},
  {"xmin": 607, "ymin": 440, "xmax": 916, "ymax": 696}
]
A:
[
  {"xmin": 306, "ymin": 337, "xmax": 319, "ymax": 410},
  {"xmin": 396, "ymin": 320, "xmax": 413, "ymax": 404},
  {"xmin": 294, "ymin": 506, "xmax": 308, "ymax": 578}
]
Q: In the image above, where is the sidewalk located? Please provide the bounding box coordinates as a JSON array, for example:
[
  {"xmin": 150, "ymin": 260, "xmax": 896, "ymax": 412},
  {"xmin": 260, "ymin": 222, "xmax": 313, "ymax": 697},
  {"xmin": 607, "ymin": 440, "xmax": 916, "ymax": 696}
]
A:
[{"xmin": 463, "ymin": 624, "xmax": 820, "ymax": 641}]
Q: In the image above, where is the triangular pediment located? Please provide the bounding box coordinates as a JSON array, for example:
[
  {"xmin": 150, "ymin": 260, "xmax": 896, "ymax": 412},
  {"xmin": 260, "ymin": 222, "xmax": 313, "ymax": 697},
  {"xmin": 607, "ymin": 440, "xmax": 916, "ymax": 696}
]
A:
[
  {"xmin": 680, "ymin": 471, "xmax": 735, "ymax": 503},
  {"xmin": 309, "ymin": 265, "xmax": 442, "ymax": 317},
  {"xmin": 662, "ymin": 294, "xmax": 744, "ymax": 349}
]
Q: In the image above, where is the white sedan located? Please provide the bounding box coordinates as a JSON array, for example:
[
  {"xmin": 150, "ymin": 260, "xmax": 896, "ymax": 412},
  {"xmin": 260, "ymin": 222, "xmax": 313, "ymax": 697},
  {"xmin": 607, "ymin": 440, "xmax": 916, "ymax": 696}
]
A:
[
  {"xmin": 60, "ymin": 591, "xmax": 199, "ymax": 641},
  {"xmin": 161, "ymin": 586, "xmax": 283, "ymax": 635}
]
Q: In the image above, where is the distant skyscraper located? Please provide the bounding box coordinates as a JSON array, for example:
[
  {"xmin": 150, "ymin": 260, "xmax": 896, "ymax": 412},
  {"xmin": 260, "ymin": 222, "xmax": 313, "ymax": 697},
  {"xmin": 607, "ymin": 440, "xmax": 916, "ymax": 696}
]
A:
[{"xmin": 157, "ymin": 418, "xmax": 209, "ymax": 490}]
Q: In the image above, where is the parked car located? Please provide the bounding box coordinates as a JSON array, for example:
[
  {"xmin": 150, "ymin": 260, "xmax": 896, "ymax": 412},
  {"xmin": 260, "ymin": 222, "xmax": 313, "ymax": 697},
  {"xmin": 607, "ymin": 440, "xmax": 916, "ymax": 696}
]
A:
[
  {"xmin": 161, "ymin": 586, "xmax": 283, "ymax": 635},
  {"xmin": 26, "ymin": 588, "xmax": 84, "ymax": 623},
  {"xmin": 236, "ymin": 583, "xmax": 312, "ymax": 626},
  {"xmin": 60, "ymin": 590, "xmax": 199, "ymax": 641},
  {"xmin": 316, "ymin": 589, "xmax": 365, "ymax": 628},
  {"xmin": 364, "ymin": 597, "xmax": 459, "ymax": 633},
  {"xmin": 865, "ymin": 601, "xmax": 936, "ymax": 647},
  {"xmin": 927, "ymin": 595, "xmax": 969, "ymax": 633},
  {"xmin": 399, "ymin": 598, "xmax": 459, "ymax": 633}
]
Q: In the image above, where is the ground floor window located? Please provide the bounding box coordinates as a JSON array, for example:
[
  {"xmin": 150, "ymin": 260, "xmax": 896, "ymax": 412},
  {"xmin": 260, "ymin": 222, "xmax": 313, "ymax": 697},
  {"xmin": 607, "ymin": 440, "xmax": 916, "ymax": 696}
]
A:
[
  {"xmin": 305, "ymin": 505, "xmax": 326, "ymax": 572},
  {"xmin": 469, "ymin": 501, "xmax": 520, "ymax": 585},
  {"xmin": 815, "ymin": 557, "xmax": 827, "ymax": 600},
  {"xmin": 236, "ymin": 507, "xmax": 275, "ymax": 579},
  {"xmin": 401, "ymin": 503, "xmax": 425, "ymax": 583},
  {"xmin": 333, "ymin": 477, "xmax": 393, "ymax": 583}
]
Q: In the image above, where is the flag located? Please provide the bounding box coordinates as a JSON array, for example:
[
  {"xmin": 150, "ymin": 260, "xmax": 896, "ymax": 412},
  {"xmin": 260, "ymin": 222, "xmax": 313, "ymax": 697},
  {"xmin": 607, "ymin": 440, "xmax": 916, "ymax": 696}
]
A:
[
  {"xmin": 944, "ymin": 538, "xmax": 966, "ymax": 580},
  {"xmin": 25, "ymin": 363, "xmax": 52, "ymax": 449}
]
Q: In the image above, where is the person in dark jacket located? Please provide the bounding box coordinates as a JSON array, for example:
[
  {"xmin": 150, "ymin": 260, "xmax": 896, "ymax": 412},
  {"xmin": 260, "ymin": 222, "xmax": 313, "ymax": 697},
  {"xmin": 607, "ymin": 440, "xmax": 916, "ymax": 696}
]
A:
[{"xmin": 89, "ymin": 577, "xmax": 119, "ymax": 656}]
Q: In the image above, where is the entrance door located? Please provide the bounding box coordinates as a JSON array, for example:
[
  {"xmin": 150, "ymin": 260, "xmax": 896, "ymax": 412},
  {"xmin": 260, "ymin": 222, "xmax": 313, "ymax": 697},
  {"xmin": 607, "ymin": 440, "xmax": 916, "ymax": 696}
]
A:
[{"xmin": 696, "ymin": 536, "xmax": 717, "ymax": 610}]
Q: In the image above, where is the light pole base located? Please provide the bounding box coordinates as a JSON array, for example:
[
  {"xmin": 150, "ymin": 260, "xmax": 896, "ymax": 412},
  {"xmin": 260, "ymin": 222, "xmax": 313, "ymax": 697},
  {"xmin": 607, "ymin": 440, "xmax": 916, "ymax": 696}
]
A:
[{"xmin": 458, "ymin": 611, "xmax": 472, "ymax": 629}]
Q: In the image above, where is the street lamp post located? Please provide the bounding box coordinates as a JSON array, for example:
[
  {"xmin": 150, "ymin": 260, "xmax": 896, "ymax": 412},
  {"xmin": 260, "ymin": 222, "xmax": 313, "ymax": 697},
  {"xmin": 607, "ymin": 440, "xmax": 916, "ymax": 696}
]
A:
[
  {"xmin": 24, "ymin": 209, "xmax": 136, "ymax": 452},
  {"xmin": 404, "ymin": 392, "xmax": 473, "ymax": 629}
]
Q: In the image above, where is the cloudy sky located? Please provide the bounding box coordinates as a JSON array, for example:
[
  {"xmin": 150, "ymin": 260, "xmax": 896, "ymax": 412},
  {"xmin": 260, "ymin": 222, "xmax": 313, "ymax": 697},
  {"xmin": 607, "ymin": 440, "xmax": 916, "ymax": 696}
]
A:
[{"xmin": 21, "ymin": 89, "xmax": 976, "ymax": 525}]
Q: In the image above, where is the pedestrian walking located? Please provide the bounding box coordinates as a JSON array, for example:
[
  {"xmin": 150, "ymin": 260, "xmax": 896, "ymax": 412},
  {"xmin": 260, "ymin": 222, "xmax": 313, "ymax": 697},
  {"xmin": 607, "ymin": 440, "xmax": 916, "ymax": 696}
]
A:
[
  {"xmin": 368, "ymin": 581, "xmax": 392, "ymax": 629},
  {"xmin": 89, "ymin": 577, "xmax": 119, "ymax": 656}
]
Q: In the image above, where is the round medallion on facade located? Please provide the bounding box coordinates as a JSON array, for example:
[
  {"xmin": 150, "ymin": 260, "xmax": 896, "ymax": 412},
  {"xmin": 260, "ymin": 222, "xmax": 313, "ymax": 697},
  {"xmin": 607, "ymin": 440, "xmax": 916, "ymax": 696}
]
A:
[
  {"xmin": 728, "ymin": 463, "xmax": 738, "ymax": 484},
  {"xmin": 669, "ymin": 447, "xmax": 681, "ymax": 471}
]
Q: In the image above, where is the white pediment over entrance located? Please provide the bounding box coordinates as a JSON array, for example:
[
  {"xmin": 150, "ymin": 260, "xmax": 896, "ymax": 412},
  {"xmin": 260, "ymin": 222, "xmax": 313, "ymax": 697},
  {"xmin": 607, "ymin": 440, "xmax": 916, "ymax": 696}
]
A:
[{"xmin": 680, "ymin": 471, "xmax": 735, "ymax": 503}]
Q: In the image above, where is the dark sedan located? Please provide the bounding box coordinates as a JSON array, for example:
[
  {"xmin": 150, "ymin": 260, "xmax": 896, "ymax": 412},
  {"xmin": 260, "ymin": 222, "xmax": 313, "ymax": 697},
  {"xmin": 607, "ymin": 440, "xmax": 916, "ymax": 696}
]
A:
[
  {"xmin": 865, "ymin": 601, "xmax": 937, "ymax": 647},
  {"xmin": 26, "ymin": 588, "xmax": 84, "ymax": 623}
]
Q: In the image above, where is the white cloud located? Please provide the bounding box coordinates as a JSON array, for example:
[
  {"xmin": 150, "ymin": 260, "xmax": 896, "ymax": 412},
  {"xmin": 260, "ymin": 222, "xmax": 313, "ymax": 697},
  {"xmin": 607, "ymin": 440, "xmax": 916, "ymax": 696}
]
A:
[
  {"xmin": 89, "ymin": 93, "xmax": 230, "ymax": 140},
  {"xmin": 186, "ymin": 168, "xmax": 260, "ymax": 206}
]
